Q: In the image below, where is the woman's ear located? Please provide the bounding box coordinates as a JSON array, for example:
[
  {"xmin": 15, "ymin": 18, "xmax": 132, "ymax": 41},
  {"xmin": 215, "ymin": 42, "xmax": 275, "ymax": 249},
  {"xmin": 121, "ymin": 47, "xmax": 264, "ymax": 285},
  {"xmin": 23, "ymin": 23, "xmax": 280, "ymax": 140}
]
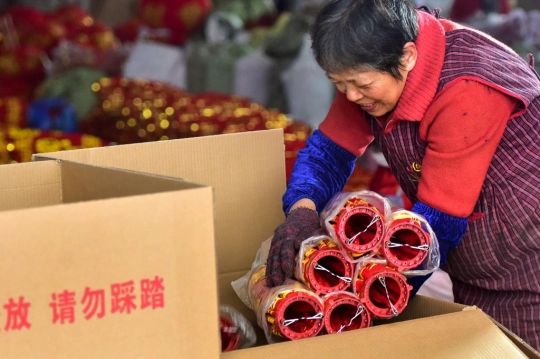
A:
[{"xmin": 401, "ymin": 42, "xmax": 418, "ymax": 71}]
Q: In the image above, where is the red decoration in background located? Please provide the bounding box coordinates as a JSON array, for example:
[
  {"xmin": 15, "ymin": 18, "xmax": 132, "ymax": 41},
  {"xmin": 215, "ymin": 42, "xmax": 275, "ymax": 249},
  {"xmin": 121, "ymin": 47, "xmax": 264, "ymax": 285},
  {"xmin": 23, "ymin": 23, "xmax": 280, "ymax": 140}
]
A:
[
  {"xmin": 450, "ymin": 0, "xmax": 510, "ymax": 22},
  {"xmin": 81, "ymin": 77, "xmax": 310, "ymax": 181},
  {"xmin": 137, "ymin": 0, "xmax": 213, "ymax": 46}
]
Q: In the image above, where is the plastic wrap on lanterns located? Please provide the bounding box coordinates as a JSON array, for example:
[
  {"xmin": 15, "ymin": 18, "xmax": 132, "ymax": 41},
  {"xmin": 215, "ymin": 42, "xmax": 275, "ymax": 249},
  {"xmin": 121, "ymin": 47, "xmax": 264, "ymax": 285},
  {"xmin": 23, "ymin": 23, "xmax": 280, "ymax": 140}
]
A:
[
  {"xmin": 381, "ymin": 210, "xmax": 432, "ymax": 272},
  {"xmin": 295, "ymin": 235, "xmax": 354, "ymax": 295},
  {"xmin": 353, "ymin": 263, "xmax": 411, "ymax": 319},
  {"xmin": 321, "ymin": 191, "xmax": 392, "ymax": 261},
  {"xmin": 219, "ymin": 305, "xmax": 257, "ymax": 352},
  {"xmin": 322, "ymin": 291, "xmax": 371, "ymax": 334},
  {"xmin": 247, "ymin": 264, "xmax": 324, "ymax": 342},
  {"xmin": 220, "ymin": 314, "xmax": 240, "ymax": 352}
]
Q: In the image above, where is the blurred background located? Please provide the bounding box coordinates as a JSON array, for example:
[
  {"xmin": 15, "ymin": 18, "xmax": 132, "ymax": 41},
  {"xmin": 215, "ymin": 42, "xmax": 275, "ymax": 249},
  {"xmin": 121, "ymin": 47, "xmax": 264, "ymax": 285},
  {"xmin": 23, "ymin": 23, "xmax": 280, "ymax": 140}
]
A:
[{"xmin": 0, "ymin": 0, "xmax": 538, "ymax": 301}]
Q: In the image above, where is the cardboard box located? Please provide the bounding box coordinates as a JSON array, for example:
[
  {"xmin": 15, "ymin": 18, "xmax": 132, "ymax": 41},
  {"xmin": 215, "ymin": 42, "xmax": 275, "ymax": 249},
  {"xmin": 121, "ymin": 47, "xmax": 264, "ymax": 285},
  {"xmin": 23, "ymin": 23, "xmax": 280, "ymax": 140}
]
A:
[
  {"xmin": 34, "ymin": 130, "xmax": 540, "ymax": 358},
  {"xmin": 0, "ymin": 160, "xmax": 220, "ymax": 358}
]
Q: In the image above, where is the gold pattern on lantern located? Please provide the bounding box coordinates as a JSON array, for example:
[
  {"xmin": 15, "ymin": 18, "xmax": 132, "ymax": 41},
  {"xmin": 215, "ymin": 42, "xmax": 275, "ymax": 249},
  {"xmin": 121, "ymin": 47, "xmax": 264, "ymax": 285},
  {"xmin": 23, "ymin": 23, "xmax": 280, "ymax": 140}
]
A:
[
  {"xmin": 82, "ymin": 16, "xmax": 94, "ymax": 26},
  {"xmin": 138, "ymin": 129, "xmax": 147, "ymax": 138},
  {"xmin": 142, "ymin": 109, "xmax": 152, "ymax": 119},
  {"xmin": 76, "ymin": 34, "xmax": 90, "ymax": 44},
  {"xmin": 127, "ymin": 118, "xmax": 137, "ymax": 127},
  {"xmin": 160, "ymin": 136, "xmax": 169, "ymax": 141},
  {"xmin": 202, "ymin": 108, "xmax": 214, "ymax": 117},
  {"xmin": 165, "ymin": 107, "xmax": 174, "ymax": 116},
  {"xmin": 94, "ymin": 31, "xmax": 117, "ymax": 50},
  {"xmin": 91, "ymin": 83, "xmax": 100, "ymax": 92},
  {"xmin": 121, "ymin": 107, "xmax": 130, "ymax": 116},
  {"xmin": 141, "ymin": 4, "xmax": 166, "ymax": 28},
  {"xmin": 159, "ymin": 113, "xmax": 168, "ymax": 120},
  {"xmin": 178, "ymin": 3, "xmax": 203, "ymax": 30},
  {"xmin": 284, "ymin": 133, "xmax": 297, "ymax": 142},
  {"xmin": 233, "ymin": 108, "xmax": 251, "ymax": 117},
  {"xmin": 102, "ymin": 100, "xmax": 111, "ymax": 109},
  {"xmin": 6, "ymin": 144, "xmax": 15, "ymax": 152},
  {"xmin": 160, "ymin": 120, "xmax": 170, "ymax": 129},
  {"xmin": 116, "ymin": 121, "xmax": 125, "ymax": 129},
  {"xmin": 190, "ymin": 123, "xmax": 199, "ymax": 132},
  {"xmin": 133, "ymin": 98, "xmax": 142, "ymax": 106},
  {"xmin": 147, "ymin": 124, "xmax": 156, "ymax": 132},
  {"xmin": 99, "ymin": 78, "xmax": 111, "ymax": 86},
  {"xmin": 0, "ymin": 55, "xmax": 21, "ymax": 76}
]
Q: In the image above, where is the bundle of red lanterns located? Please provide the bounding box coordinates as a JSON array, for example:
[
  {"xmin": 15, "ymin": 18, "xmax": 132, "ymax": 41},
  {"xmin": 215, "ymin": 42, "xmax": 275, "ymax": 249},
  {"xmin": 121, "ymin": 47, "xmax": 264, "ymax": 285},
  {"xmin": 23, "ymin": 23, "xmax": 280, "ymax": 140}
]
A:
[
  {"xmin": 113, "ymin": 0, "xmax": 213, "ymax": 46},
  {"xmin": 80, "ymin": 77, "xmax": 311, "ymax": 181},
  {"xmin": 236, "ymin": 190, "xmax": 439, "ymax": 344},
  {"xmin": 0, "ymin": 4, "xmax": 122, "ymax": 98},
  {"xmin": 0, "ymin": 96, "xmax": 105, "ymax": 164}
]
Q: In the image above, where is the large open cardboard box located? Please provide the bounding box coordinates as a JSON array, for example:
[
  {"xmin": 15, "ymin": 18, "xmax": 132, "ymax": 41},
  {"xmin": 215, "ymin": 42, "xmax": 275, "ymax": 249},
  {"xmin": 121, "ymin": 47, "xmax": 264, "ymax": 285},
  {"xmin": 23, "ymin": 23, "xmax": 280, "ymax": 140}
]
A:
[
  {"xmin": 34, "ymin": 129, "xmax": 540, "ymax": 358},
  {"xmin": 0, "ymin": 160, "xmax": 219, "ymax": 358}
]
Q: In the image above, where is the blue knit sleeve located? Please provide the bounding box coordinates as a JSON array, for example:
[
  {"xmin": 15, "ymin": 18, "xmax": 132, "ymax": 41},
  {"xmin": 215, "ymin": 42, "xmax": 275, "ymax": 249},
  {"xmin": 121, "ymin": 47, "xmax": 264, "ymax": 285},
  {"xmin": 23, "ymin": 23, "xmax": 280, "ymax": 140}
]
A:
[
  {"xmin": 412, "ymin": 201, "xmax": 468, "ymax": 267},
  {"xmin": 283, "ymin": 130, "xmax": 358, "ymax": 214},
  {"xmin": 407, "ymin": 201, "xmax": 469, "ymax": 297}
]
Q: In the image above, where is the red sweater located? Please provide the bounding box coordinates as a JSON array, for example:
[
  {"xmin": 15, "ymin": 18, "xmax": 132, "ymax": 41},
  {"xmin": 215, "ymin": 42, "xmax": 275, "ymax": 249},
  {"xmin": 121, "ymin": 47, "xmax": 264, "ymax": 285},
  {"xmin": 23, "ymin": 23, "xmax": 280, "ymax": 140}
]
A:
[{"xmin": 319, "ymin": 12, "xmax": 520, "ymax": 218}]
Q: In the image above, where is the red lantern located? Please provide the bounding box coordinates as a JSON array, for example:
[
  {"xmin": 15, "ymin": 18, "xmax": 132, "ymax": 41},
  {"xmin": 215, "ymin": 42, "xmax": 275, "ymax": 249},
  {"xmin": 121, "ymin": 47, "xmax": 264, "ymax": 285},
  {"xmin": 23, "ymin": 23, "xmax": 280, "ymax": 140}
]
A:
[
  {"xmin": 329, "ymin": 196, "xmax": 387, "ymax": 258},
  {"xmin": 380, "ymin": 210, "xmax": 431, "ymax": 272},
  {"xmin": 220, "ymin": 315, "xmax": 240, "ymax": 352},
  {"xmin": 248, "ymin": 265, "xmax": 324, "ymax": 341},
  {"xmin": 297, "ymin": 237, "xmax": 354, "ymax": 295},
  {"xmin": 137, "ymin": 0, "xmax": 213, "ymax": 46},
  {"xmin": 0, "ymin": 46, "xmax": 45, "ymax": 85},
  {"xmin": 323, "ymin": 292, "xmax": 371, "ymax": 334},
  {"xmin": 354, "ymin": 263, "xmax": 411, "ymax": 319}
]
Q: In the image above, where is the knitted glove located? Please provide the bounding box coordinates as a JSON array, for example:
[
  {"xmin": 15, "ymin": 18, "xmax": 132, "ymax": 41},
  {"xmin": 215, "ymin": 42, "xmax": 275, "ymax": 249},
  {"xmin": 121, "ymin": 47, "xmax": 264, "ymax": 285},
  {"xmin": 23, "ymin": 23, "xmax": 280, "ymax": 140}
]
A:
[
  {"xmin": 407, "ymin": 201, "xmax": 469, "ymax": 297},
  {"xmin": 266, "ymin": 207, "xmax": 321, "ymax": 287}
]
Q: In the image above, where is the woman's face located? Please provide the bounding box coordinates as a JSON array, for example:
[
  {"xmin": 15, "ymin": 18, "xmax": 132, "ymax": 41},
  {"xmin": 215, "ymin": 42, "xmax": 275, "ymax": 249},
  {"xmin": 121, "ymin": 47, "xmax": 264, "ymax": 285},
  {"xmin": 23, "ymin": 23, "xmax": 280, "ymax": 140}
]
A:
[
  {"xmin": 327, "ymin": 69, "xmax": 408, "ymax": 117},
  {"xmin": 326, "ymin": 42, "xmax": 417, "ymax": 117}
]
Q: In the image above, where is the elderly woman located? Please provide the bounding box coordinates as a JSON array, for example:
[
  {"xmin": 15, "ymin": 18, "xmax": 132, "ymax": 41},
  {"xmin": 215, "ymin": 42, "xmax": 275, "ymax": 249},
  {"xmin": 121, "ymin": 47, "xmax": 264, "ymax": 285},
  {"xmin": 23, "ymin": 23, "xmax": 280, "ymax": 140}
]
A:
[{"xmin": 265, "ymin": 0, "xmax": 540, "ymax": 350}]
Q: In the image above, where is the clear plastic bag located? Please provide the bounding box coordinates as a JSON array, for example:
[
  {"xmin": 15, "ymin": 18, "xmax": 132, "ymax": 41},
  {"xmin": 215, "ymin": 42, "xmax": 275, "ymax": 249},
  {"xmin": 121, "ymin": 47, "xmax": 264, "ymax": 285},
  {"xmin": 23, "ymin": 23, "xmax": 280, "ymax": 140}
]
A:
[
  {"xmin": 219, "ymin": 305, "xmax": 257, "ymax": 352},
  {"xmin": 382, "ymin": 208, "xmax": 440, "ymax": 277},
  {"xmin": 247, "ymin": 264, "xmax": 324, "ymax": 343},
  {"xmin": 321, "ymin": 291, "xmax": 372, "ymax": 334},
  {"xmin": 294, "ymin": 234, "xmax": 354, "ymax": 295},
  {"xmin": 320, "ymin": 190, "xmax": 392, "ymax": 262},
  {"xmin": 231, "ymin": 236, "xmax": 272, "ymax": 310}
]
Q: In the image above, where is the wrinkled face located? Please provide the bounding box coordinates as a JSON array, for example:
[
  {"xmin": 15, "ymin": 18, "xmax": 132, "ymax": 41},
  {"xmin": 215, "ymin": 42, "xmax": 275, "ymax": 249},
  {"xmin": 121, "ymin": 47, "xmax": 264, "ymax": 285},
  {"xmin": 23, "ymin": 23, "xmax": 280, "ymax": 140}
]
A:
[{"xmin": 327, "ymin": 68, "xmax": 408, "ymax": 117}]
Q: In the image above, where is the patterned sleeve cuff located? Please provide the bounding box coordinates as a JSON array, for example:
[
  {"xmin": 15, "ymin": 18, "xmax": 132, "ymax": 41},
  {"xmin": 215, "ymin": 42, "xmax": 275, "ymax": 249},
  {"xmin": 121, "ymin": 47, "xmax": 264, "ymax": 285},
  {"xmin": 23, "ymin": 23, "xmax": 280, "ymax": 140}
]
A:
[{"xmin": 283, "ymin": 130, "xmax": 357, "ymax": 214}]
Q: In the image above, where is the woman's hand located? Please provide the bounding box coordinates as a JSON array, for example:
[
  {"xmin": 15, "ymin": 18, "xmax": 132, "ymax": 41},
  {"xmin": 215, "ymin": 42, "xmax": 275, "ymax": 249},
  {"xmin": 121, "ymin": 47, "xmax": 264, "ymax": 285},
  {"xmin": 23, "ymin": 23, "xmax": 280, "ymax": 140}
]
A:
[{"xmin": 265, "ymin": 200, "xmax": 320, "ymax": 287}]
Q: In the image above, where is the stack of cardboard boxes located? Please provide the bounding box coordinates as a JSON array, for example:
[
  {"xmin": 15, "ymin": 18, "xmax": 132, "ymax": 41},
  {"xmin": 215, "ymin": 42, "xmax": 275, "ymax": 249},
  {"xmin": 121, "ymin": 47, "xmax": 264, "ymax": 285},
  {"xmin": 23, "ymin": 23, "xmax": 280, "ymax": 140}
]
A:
[{"xmin": 0, "ymin": 129, "xmax": 537, "ymax": 358}]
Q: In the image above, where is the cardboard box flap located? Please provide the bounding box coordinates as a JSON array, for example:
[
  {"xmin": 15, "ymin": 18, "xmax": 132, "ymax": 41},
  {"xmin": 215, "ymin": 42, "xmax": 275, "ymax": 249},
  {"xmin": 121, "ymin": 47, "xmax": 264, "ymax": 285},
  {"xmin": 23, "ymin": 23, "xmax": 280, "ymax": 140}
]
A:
[
  {"xmin": 34, "ymin": 130, "xmax": 287, "ymax": 274},
  {"xmin": 0, "ymin": 161, "xmax": 221, "ymax": 358},
  {"xmin": 60, "ymin": 160, "xmax": 204, "ymax": 203},
  {"xmin": 0, "ymin": 161, "xmax": 62, "ymax": 211},
  {"xmin": 223, "ymin": 309, "xmax": 527, "ymax": 359}
]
